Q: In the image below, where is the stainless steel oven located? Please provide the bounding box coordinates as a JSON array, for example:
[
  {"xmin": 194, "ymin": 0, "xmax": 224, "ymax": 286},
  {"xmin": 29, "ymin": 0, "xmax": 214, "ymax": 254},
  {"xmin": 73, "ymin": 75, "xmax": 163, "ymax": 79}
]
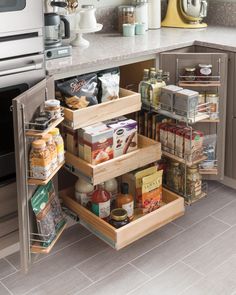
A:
[
  {"xmin": 0, "ymin": 0, "xmax": 43, "ymax": 36},
  {"xmin": 0, "ymin": 54, "xmax": 45, "ymax": 184}
]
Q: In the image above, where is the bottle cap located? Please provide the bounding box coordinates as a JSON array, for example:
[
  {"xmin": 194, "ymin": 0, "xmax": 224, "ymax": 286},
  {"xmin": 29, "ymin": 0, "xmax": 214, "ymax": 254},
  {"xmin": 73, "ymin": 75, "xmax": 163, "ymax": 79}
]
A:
[{"xmin": 121, "ymin": 183, "xmax": 129, "ymax": 194}]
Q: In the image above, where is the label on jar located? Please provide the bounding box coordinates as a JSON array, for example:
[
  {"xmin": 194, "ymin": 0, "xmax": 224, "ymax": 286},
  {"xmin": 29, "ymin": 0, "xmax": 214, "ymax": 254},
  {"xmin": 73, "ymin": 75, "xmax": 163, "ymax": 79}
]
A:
[
  {"xmin": 75, "ymin": 191, "xmax": 93, "ymax": 207},
  {"xmin": 92, "ymin": 200, "xmax": 110, "ymax": 218},
  {"xmin": 200, "ymin": 67, "xmax": 212, "ymax": 76},
  {"xmin": 122, "ymin": 201, "xmax": 134, "ymax": 219}
]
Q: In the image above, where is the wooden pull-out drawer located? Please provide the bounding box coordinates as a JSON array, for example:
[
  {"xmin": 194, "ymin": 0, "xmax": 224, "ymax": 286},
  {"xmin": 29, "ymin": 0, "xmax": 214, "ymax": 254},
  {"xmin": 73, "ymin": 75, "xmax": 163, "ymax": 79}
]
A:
[
  {"xmin": 63, "ymin": 88, "xmax": 141, "ymax": 130},
  {"xmin": 60, "ymin": 187, "xmax": 185, "ymax": 250}
]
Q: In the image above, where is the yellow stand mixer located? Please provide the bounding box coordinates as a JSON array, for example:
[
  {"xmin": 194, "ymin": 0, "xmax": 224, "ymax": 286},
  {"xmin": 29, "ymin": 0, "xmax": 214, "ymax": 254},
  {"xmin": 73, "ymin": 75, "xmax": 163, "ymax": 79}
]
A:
[{"xmin": 162, "ymin": 0, "xmax": 208, "ymax": 28}]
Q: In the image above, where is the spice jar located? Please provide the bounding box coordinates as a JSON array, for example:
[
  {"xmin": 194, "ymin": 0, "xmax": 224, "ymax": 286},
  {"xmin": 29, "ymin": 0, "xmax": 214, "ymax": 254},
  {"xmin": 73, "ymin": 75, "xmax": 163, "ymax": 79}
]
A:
[
  {"xmin": 29, "ymin": 140, "xmax": 51, "ymax": 180},
  {"xmin": 109, "ymin": 208, "xmax": 129, "ymax": 229},
  {"xmin": 186, "ymin": 165, "xmax": 202, "ymax": 199},
  {"xmin": 49, "ymin": 128, "xmax": 65, "ymax": 164},
  {"xmin": 116, "ymin": 183, "xmax": 134, "ymax": 221},
  {"xmin": 118, "ymin": 5, "xmax": 135, "ymax": 33},
  {"xmin": 42, "ymin": 134, "xmax": 58, "ymax": 172},
  {"xmin": 91, "ymin": 183, "xmax": 111, "ymax": 220},
  {"xmin": 206, "ymin": 93, "xmax": 219, "ymax": 119},
  {"xmin": 45, "ymin": 100, "xmax": 61, "ymax": 120},
  {"xmin": 166, "ymin": 161, "xmax": 182, "ymax": 192},
  {"xmin": 197, "ymin": 64, "xmax": 212, "ymax": 80},
  {"xmin": 184, "ymin": 67, "xmax": 196, "ymax": 81}
]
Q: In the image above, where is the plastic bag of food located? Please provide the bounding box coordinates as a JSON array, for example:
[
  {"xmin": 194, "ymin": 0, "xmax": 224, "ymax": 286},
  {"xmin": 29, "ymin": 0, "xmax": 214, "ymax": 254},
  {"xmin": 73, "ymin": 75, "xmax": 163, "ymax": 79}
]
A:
[
  {"xmin": 31, "ymin": 185, "xmax": 56, "ymax": 245},
  {"xmin": 98, "ymin": 68, "xmax": 120, "ymax": 103},
  {"xmin": 55, "ymin": 73, "xmax": 98, "ymax": 109},
  {"xmin": 200, "ymin": 134, "xmax": 217, "ymax": 169}
]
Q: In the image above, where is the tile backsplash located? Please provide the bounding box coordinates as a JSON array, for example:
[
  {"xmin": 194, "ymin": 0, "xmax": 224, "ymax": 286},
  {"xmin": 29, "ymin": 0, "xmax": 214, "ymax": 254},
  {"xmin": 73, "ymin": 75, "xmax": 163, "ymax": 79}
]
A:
[{"xmin": 96, "ymin": 0, "xmax": 236, "ymax": 32}]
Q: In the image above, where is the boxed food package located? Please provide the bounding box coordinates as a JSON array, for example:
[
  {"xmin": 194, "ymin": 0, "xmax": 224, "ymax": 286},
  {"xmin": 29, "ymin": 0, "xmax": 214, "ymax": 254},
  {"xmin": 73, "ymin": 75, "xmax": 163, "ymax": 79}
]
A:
[
  {"xmin": 159, "ymin": 123, "xmax": 169, "ymax": 151},
  {"xmin": 141, "ymin": 170, "xmax": 163, "ymax": 213},
  {"xmin": 174, "ymin": 89, "xmax": 199, "ymax": 117},
  {"xmin": 83, "ymin": 123, "xmax": 114, "ymax": 165},
  {"xmin": 175, "ymin": 127, "xmax": 190, "ymax": 158},
  {"xmin": 160, "ymin": 85, "xmax": 183, "ymax": 111},
  {"xmin": 184, "ymin": 130, "xmax": 203, "ymax": 161},
  {"xmin": 65, "ymin": 128, "xmax": 78, "ymax": 156},
  {"xmin": 105, "ymin": 117, "xmax": 138, "ymax": 158}
]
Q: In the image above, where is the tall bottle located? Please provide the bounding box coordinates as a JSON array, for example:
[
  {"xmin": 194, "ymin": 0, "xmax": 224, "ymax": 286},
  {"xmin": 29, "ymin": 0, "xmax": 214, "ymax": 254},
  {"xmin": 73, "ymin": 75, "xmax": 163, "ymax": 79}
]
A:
[
  {"xmin": 91, "ymin": 183, "xmax": 111, "ymax": 220},
  {"xmin": 139, "ymin": 68, "xmax": 150, "ymax": 106},
  {"xmin": 152, "ymin": 69, "xmax": 166, "ymax": 109}
]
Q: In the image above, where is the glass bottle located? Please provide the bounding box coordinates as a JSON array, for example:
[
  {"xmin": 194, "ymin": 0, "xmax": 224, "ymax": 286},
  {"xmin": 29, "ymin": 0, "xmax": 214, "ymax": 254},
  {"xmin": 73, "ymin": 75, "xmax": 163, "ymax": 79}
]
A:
[
  {"xmin": 91, "ymin": 183, "xmax": 111, "ymax": 220},
  {"xmin": 166, "ymin": 161, "xmax": 182, "ymax": 192},
  {"xmin": 139, "ymin": 68, "xmax": 150, "ymax": 106},
  {"xmin": 116, "ymin": 183, "xmax": 134, "ymax": 221}
]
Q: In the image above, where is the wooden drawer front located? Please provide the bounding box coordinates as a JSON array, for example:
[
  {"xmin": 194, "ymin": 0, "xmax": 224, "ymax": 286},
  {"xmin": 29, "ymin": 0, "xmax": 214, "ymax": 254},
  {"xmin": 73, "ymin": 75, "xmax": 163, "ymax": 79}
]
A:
[
  {"xmin": 65, "ymin": 135, "xmax": 162, "ymax": 185},
  {"xmin": 61, "ymin": 188, "xmax": 185, "ymax": 250},
  {"xmin": 63, "ymin": 88, "xmax": 141, "ymax": 130}
]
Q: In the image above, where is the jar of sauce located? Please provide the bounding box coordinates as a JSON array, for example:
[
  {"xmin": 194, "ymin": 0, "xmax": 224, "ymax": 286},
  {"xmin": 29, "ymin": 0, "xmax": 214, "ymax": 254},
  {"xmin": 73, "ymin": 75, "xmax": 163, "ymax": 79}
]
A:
[
  {"xmin": 109, "ymin": 208, "xmax": 129, "ymax": 228},
  {"xmin": 116, "ymin": 183, "xmax": 134, "ymax": 221},
  {"xmin": 197, "ymin": 64, "xmax": 212, "ymax": 80},
  {"xmin": 184, "ymin": 68, "xmax": 196, "ymax": 81}
]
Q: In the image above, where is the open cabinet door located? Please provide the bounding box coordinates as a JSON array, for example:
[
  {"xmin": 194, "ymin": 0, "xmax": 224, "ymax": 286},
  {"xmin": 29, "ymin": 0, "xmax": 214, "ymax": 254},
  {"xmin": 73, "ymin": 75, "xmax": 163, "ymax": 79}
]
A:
[
  {"xmin": 160, "ymin": 52, "xmax": 228, "ymax": 181},
  {"xmin": 12, "ymin": 77, "xmax": 55, "ymax": 273}
]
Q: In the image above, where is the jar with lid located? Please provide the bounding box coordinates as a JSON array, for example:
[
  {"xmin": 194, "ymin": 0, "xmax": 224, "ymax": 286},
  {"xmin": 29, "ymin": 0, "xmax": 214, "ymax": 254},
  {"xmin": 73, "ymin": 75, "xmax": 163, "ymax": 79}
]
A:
[
  {"xmin": 109, "ymin": 208, "xmax": 129, "ymax": 229},
  {"xmin": 118, "ymin": 5, "xmax": 135, "ymax": 33},
  {"xmin": 197, "ymin": 64, "xmax": 212, "ymax": 80},
  {"xmin": 49, "ymin": 128, "xmax": 65, "ymax": 164},
  {"xmin": 186, "ymin": 165, "xmax": 202, "ymax": 199},
  {"xmin": 184, "ymin": 67, "xmax": 196, "ymax": 81},
  {"xmin": 116, "ymin": 183, "xmax": 134, "ymax": 221},
  {"xmin": 166, "ymin": 161, "xmax": 182, "ymax": 192},
  {"xmin": 198, "ymin": 93, "xmax": 206, "ymax": 112},
  {"xmin": 134, "ymin": 0, "xmax": 148, "ymax": 31},
  {"xmin": 45, "ymin": 100, "xmax": 61, "ymax": 120},
  {"xmin": 206, "ymin": 93, "xmax": 219, "ymax": 119},
  {"xmin": 91, "ymin": 183, "xmax": 111, "ymax": 220},
  {"xmin": 75, "ymin": 178, "xmax": 94, "ymax": 208},
  {"xmin": 42, "ymin": 133, "xmax": 58, "ymax": 172},
  {"xmin": 104, "ymin": 178, "xmax": 118, "ymax": 209},
  {"xmin": 29, "ymin": 140, "xmax": 51, "ymax": 180}
]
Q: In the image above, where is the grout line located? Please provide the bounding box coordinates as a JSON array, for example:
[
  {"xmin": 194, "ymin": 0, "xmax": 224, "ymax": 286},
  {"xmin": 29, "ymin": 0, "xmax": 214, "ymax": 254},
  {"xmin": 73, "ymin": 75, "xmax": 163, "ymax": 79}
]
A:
[
  {"xmin": 0, "ymin": 281, "xmax": 14, "ymax": 295},
  {"xmin": 33, "ymin": 233, "xmax": 93, "ymax": 265},
  {"xmin": 0, "ymin": 270, "xmax": 18, "ymax": 282},
  {"xmin": 75, "ymin": 267, "xmax": 94, "ymax": 283},
  {"xmin": 3, "ymin": 258, "xmax": 18, "ymax": 272},
  {"xmin": 170, "ymin": 221, "xmax": 185, "ymax": 230},
  {"xmin": 209, "ymin": 199, "xmax": 236, "ymax": 216},
  {"xmin": 210, "ymin": 215, "xmax": 233, "ymax": 227},
  {"xmin": 75, "ymin": 248, "xmax": 108, "ymax": 269},
  {"xmin": 128, "ymin": 262, "xmax": 151, "ymax": 279},
  {"xmin": 181, "ymin": 260, "xmax": 205, "ymax": 276},
  {"xmin": 178, "ymin": 276, "xmax": 203, "ymax": 295},
  {"xmin": 208, "ymin": 183, "xmax": 224, "ymax": 194}
]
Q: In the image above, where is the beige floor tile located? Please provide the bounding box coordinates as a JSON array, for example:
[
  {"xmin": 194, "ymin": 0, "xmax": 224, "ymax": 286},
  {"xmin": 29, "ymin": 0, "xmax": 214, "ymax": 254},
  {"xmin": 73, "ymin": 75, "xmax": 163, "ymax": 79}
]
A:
[
  {"xmin": 0, "ymin": 259, "xmax": 16, "ymax": 280},
  {"xmin": 0, "ymin": 283, "xmax": 11, "ymax": 295},
  {"xmin": 212, "ymin": 200, "xmax": 236, "ymax": 225}
]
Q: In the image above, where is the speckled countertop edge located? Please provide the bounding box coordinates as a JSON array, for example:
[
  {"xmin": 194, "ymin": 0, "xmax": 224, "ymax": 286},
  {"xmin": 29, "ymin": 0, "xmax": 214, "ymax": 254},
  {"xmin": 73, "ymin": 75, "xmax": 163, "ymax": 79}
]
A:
[{"xmin": 46, "ymin": 26, "xmax": 236, "ymax": 79}]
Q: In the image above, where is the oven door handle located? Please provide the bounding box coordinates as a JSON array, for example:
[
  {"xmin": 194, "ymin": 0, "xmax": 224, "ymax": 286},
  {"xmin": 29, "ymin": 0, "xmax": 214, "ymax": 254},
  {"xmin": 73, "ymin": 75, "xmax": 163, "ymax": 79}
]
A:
[{"xmin": 0, "ymin": 62, "xmax": 43, "ymax": 77}]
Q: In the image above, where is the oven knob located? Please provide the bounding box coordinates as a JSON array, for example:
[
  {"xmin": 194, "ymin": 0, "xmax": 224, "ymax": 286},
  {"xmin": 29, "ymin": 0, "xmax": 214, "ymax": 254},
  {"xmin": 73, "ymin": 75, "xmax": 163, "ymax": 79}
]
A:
[{"xmin": 46, "ymin": 51, "xmax": 52, "ymax": 58}]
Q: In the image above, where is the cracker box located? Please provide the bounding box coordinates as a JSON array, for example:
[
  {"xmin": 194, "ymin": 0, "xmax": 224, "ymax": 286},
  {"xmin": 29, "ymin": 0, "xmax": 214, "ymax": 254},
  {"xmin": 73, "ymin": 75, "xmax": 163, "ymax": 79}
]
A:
[
  {"xmin": 83, "ymin": 124, "xmax": 114, "ymax": 165},
  {"xmin": 105, "ymin": 117, "xmax": 138, "ymax": 158}
]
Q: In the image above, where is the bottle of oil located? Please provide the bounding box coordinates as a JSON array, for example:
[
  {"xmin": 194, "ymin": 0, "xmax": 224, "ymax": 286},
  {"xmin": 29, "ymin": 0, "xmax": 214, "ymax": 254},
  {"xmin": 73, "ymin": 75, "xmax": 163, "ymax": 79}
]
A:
[
  {"xmin": 139, "ymin": 68, "xmax": 150, "ymax": 106},
  {"xmin": 152, "ymin": 69, "xmax": 166, "ymax": 110}
]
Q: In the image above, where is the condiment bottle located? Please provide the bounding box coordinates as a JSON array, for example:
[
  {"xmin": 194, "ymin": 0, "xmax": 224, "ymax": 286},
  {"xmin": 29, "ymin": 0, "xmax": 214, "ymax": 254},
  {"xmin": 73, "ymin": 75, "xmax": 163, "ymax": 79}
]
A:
[
  {"xmin": 116, "ymin": 183, "xmax": 134, "ymax": 221},
  {"xmin": 109, "ymin": 208, "xmax": 129, "ymax": 229},
  {"xmin": 29, "ymin": 140, "xmax": 51, "ymax": 180},
  {"xmin": 139, "ymin": 68, "xmax": 150, "ymax": 106},
  {"xmin": 91, "ymin": 183, "xmax": 111, "ymax": 220},
  {"xmin": 104, "ymin": 178, "xmax": 118, "ymax": 209},
  {"xmin": 49, "ymin": 128, "xmax": 65, "ymax": 164},
  {"xmin": 42, "ymin": 133, "xmax": 58, "ymax": 172},
  {"xmin": 75, "ymin": 178, "xmax": 94, "ymax": 208}
]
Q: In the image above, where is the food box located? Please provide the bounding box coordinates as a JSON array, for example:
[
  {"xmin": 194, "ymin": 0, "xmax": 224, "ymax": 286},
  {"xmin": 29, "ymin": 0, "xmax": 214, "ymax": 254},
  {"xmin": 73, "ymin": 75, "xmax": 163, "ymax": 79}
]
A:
[
  {"xmin": 174, "ymin": 89, "xmax": 199, "ymax": 117},
  {"xmin": 160, "ymin": 85, "xmax": 183, "ymax": 111}
]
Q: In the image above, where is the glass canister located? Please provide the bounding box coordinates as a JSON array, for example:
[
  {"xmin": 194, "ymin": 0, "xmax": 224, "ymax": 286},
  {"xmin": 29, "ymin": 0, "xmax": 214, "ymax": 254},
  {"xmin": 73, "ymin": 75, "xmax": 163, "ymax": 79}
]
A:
[
  {"xmin": 118, "ymin": 5, "xmax": 135, "ymax": 33},
  {"xmin": 186, "ymin": 165, "xmax": 202, "ymax": 199},
  {"xmin": 166, "ymin": 161, "xmax": 182, "ymax": 192},
  {"xmin": 184, "ymin": 67, "xmax": 196, "ymax": 81},
  {"xmin": 206, "ymin": 93, "xmax": 219, "ymax": 120}
]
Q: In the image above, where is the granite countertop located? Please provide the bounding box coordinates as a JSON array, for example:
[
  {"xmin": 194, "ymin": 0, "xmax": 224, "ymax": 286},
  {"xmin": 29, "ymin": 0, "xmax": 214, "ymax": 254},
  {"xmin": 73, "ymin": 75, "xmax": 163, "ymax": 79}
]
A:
[{"xmin": 46, "ymin": 26, "xmax": 236, "ymax": 79}]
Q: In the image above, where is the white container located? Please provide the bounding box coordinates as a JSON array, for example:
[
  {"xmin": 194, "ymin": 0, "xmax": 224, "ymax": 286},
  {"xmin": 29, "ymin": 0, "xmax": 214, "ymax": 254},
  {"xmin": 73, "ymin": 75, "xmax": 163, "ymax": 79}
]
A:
[
  {"xmin": 75, "ymin": 178, "xmax": 94, "ymax": 207},
  {"xmin": 148, "ymin": 0, "xmax": 161, "ymax": 29},
  {"xmin": 104, "ymin": 178, "xmax": 118, "ymax": 207},
  {"xmin": 134, "ymin": 0, "xmax": 148, "ymax": 31},
  {"xmin": 79, "ymin": 7, "xmax": 97, "ymax": 30}
]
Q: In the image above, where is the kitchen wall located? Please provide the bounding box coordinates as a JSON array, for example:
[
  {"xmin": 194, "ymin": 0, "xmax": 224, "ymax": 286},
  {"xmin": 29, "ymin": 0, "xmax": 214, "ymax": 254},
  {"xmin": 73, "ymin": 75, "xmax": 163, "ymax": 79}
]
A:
[
  {"xmin": 207, "ymin": 0, "xmax": 236, "ymax": 26},
  {"xmin": 80, "ymin": 0, "xmax": 130, "ymax": 7}
]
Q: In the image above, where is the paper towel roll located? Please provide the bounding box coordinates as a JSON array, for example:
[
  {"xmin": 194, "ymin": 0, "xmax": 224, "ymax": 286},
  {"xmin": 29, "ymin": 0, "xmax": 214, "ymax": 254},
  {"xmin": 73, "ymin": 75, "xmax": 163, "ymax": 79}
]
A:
[{"xmin": 148, "ymin": 0, "xmax": 161, "ymax": 29}]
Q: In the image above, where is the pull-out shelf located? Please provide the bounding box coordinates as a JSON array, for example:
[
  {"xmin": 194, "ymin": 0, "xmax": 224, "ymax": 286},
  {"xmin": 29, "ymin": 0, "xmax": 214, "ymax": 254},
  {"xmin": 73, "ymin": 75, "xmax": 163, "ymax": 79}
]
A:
[{"xmin": 60, "ymin": 187, "xmax": 185, "ymax": 250}]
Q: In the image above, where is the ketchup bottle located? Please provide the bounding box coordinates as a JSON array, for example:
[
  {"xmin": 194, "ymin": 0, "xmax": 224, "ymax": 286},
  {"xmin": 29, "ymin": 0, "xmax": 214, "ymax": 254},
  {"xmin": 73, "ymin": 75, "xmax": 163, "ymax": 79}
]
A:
[{"xmin": 91, "ymin": 183, "xmax": 111, "ymax": 220}]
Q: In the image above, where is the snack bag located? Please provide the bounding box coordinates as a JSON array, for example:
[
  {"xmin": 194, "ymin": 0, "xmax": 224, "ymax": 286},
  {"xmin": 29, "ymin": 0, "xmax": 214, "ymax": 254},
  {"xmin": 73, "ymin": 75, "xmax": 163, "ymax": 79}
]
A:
[{"xmin": 98, "ymin": 67, "xmax": 120, "ymax": 103}]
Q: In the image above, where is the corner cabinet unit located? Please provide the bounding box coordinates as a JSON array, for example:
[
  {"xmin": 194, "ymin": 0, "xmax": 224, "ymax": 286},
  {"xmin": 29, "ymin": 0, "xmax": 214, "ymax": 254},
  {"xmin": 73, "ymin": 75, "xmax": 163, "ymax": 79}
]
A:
[
  {"xmin": 12, "ymin": 73, "xmax": 185, "ymax": 273},
  {"xmin": 160, "ymin": 52, "xmax": 228, "ymax": 181}
]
